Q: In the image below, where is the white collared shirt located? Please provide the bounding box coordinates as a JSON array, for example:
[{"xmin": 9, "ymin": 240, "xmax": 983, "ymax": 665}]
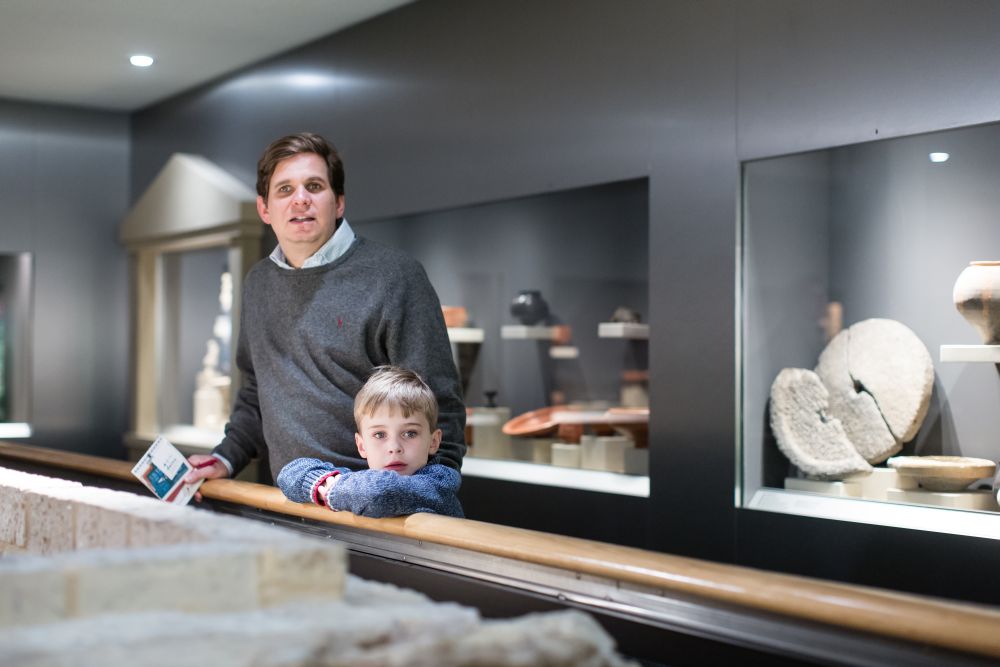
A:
[{"xmin": 268, "ymin": 218, "xmax": 356, "ymax": 270}]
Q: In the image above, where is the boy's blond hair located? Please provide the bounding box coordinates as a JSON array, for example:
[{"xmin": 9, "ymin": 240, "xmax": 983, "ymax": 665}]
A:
[{"xmin": 354, "ymin": 366, "xmax": 438, "ymax": 430}]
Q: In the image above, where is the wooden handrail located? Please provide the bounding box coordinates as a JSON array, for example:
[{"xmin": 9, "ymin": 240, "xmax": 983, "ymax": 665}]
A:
[{"xmin": 2, "ymin": 439, "xmax": 998, "ymax": 659}]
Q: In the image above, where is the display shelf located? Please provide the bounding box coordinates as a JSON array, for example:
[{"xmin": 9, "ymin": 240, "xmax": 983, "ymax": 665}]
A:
[
  {"xmin": 447, "ymin": 327, "xmax": 485, "ymax": 344},
  {"xmin": 0, "ymin": 423, "xmax": 31, "ymax": 438},
  {"xmin": 598, "ymin": 322, "xmax": 649, "ymax": 339},
  {"xmin": 501, "ymin": 325, "xmax": 560, "ymax": 340},
  {"xmin": 885, "ymin": 488, "xmax": 999, "ymax": 511},
  {"xmin": 940, "ymin": 344, "xmax": 1000, "ymax": 363},
  {"xmin": 748, "ymin": 488, "xmax": 1000, "ymax": 541},
  {"xmin": 549, "ymin": 345, "xmax": 579, "ymax": 359},
  {"xmin": 461, "ymin": 456, "xmax": 649, "ymax": 497}
]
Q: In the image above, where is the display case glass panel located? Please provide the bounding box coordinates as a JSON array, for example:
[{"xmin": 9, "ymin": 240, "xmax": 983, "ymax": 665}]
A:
[
  {"xmin": 357, "ymin": 178, "xmax": 650, "ymax": 496},
  {"xmin": 158, "ymin": 246, "xmax": 232, "ymax": 437},
  {"xmin": 0, "ymin": 252, "xmax": 32, "ymax": 437},
  {"xmin": 740, "ymin": 122, "xmax": 1000, "ymax": 537}
]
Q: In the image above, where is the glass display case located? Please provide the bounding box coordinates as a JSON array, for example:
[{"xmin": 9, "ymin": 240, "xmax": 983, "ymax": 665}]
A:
[
  {"xmin": 120, "ymin": 154, "xmax": 263, "ymax": 476},
  {"xmin": 357, "ymin": 178, "xmax": 650, "ymax": 496},
  {"xmin": 739, "ymin": 121, "xmax": 1000, "ymax": 538},
  {"xmin": 0, "ymin": 252, "xmax": 32, "ymax": 438}
]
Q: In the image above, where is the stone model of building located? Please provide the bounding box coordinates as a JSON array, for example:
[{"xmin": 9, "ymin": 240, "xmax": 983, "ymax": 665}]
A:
[{"xmin": 0, "ymin": 466, "xmax": 631, "ymax": 666}]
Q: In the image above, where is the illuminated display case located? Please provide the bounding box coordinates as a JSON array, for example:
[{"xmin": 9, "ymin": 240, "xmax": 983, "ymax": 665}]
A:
[
  {"xmin": 120, "ymin": 154, "xmax": 262, "ymax": 474},
  {"xmin": 357, "ymin": 178, "xmax": 650, "ymax": 497},
  {"xmin": 738, "ymin": 121, "xmax": 1000, "ymax": 539},
  {"xmin": 0, "ymin": 252, "xmax": 32, "ymax": 438}
]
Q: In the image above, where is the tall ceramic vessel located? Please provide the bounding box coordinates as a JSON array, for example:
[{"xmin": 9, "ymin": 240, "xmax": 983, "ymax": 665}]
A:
[{"xmin": 953, "ymin": 261, "xmax": 1000, "ymax": 344}]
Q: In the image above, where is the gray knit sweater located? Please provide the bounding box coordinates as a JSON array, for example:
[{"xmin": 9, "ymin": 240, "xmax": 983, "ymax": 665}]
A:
[
  {"xmin": 213, "ymin": 237, "xmax": 466, "ymax": 478},
  {"xmin": 277, "ymin": 457, "xmax": 464, "ymax": 518}
]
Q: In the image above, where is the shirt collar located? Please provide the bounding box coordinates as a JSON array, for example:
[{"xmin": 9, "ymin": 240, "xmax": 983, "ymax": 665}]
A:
[{"xmin": 268, "ymin": 218, "xmax": 356, "ymax": 270}]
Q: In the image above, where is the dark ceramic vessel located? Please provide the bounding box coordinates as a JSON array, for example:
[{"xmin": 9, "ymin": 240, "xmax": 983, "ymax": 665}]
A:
[{"xmin": 510, "ymin": 290, "xmax": 549, "ymax": 325}]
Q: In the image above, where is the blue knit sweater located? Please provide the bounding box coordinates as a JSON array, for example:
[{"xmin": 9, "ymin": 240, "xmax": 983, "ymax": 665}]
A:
[{"xmin": 277, "ymin": 457, "xmax": 464, "ymax": 518}]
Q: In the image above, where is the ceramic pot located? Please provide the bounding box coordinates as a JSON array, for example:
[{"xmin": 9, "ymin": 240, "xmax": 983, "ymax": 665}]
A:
[
  {"xmin": 953, "ymin": 261, "xmax": 1000, "ymax": 344},
  {"xmin": 510, "ymin": 290, "xmax": 549, "ymax": 325}
]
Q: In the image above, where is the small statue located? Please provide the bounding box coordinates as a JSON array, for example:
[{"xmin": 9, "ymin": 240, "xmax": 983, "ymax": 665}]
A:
[
  {"xmin": 193, "ymin": 269, "xmax": 234, "ymax": 430},
  {"xmin": 194, "ymin": 339, "xmax": 231, "ymax": 431}
]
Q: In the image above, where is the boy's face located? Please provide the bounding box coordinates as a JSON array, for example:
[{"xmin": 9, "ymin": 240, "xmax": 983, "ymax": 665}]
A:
[{"xmin": 355, "ymin": 406, "xmax": 441, "ymax": 476}]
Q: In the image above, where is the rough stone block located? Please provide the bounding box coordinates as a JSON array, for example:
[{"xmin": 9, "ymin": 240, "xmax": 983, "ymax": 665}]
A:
[
  {"xmin": 74, "ymin": 503, "xmax": 130, "ymax": 551},
  {"xmin": 70, "ymin": 543, "xmax": 259, "ymax": 617},
  {"xmin": 256, "ymin": 540, "xmax": 347, "ymax": 606},
  {"xmin": 0, "ymin": 559, "xmax": 68, "ymax": 627},
  {"xmin": 0, "ymin": 485, "xmax": 26, "ymax": 547},
  {"xmin": 126, "ymin": 507, "xmax": 209, "ymax": 548},
  {"xmin": 23, "ymin": 492, "xmax": 76, "ymax": 555}
]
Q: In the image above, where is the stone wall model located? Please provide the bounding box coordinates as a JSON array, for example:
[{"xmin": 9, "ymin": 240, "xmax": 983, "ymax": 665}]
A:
[{"xmin": 0, "ymin": 466, "xmax": 632, "ymax": 666}]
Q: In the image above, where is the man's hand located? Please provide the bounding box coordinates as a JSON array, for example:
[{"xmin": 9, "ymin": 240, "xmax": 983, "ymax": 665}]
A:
[{"xmin": 183, "ymin": 454, "xmax": 229, "ymax": 502}]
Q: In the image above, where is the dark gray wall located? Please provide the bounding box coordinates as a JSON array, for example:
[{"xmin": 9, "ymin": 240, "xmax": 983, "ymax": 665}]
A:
[
  {"xmin": 126, "ymin": 0, "xmax": 1000, "ymax": 598},
  {"xmin": 0, "ymin": 98, "xmax": 130, "ymax": 456}
]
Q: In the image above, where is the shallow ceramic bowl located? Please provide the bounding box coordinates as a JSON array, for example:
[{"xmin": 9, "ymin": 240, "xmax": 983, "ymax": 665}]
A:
[{"xmin": 887, "ymin": 455, "xmax": 996, "ymax": 492}]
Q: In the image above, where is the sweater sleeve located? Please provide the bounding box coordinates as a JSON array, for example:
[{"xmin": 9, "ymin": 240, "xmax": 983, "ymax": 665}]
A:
[
  {"xmin": 276, "ymin": 457, "xmax": 351, "ymax": 504},
  {"xmin": 384, "ymin": 262, "xmax": 467, "ymax": 472},
  {"xmin": 327, "ymin": 464, "xmax": 464, "ymax": 518}
]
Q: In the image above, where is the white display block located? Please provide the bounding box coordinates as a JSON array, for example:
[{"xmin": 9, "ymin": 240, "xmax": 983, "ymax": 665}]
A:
[
  {"xmin": 460, "ymin": 457, "xmax": 650, "ymax": 497},
  {"xmin": 501, "ymin": 325, "xmax": 559, "ymax": 340},
  {"xmin": 785, "ymin": 477, "xmax": 861, "ymax": 498},
  {"xmin": 551, "ymin": 442, "xmax": 582, "ymax": 468},
  {"xmin": 447, "ymin": 327, "xmax": 485, "ymax": 343},
  {"xmin": 549, "ymin": 345, "xmax": 579, "ymax": 359},
  {"xmin": 598, "ymin": 322, "xmax": 650, "ymax": 339},
  {"xmin": 785, "ymin": 469, "xmax": 917, "ymax": 500},
  {"xmin": 886, "ymin": 488, "xmax": 1000, "ymax": 511},
  {"xmin": 580, "ymin": 435, "xmax": 633, "ymax": 474},
  {"xmin": 940, "ymin": 344, "xmax": 1000, "ymax": 363},
  {"xmin": 0, "ymin": 423, "xmax": 31, "ymax": 438}
]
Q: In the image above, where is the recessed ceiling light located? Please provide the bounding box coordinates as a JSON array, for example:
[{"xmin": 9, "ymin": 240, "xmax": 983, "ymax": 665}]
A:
[
  {"xmin": 929, "ymin": 152, "xmax": 949, "ymax": 163},
  {"xmin": 130, "ymin": 55, "xmax": 154, "ymax": 67}
]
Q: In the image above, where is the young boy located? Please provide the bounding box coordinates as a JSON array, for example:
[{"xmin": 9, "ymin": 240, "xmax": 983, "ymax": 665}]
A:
[{"xmin": 277, "ymin": 366, "xmax": 464, "ymax": 518}]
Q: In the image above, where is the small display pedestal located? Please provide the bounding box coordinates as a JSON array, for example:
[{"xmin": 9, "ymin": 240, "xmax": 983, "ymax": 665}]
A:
[
  {"xmin": 885, "ymin": 488, "xmax": 999, "ymax": 511},
  {"xmin": 939, "ymin": 344, "xmax": 1000, "ymax": 363},
  {"xmin": 785, "ymin": 468, "xmax": 916, "ymax": 501},
  {"xmin": 597, "ymin": 322, "xmax": 650, "ymax": 339}
]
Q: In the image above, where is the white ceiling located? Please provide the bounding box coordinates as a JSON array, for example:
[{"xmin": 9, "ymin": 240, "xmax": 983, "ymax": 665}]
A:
[{"xmin": 0, "ymin": 0, "xmax": 413, "ymax": 112}]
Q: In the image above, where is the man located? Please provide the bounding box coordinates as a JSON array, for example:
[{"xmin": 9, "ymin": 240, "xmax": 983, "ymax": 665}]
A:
[{"xmin": 185, "ymin": 132, "xmax": 465, "ymax": 486}]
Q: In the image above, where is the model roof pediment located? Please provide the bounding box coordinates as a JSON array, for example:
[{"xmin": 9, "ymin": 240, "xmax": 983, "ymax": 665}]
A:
[{"xmin": 121, "ymin": 153, "xmax": 258, "ymax": 245}]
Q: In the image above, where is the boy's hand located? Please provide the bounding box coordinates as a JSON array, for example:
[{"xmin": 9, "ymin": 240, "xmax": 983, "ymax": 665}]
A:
[
  {"xmin": 183, "ymin": 454, "xmax": 228, "ymax": 502},
  {"xmin": 317, "ymin": 474, "xmax": 341, "ymax": 504}
]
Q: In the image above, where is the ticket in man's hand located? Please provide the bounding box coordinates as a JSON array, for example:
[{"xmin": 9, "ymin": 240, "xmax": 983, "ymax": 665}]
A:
[{"xmin": 131, "ymin": 435, "xmax": 203, "ymax": 504}]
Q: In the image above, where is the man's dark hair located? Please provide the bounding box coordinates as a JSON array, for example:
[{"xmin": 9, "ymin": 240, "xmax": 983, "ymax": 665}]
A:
[{"xmin": 256, "ymin": 132, "xmax": 344, "ymax": 202}]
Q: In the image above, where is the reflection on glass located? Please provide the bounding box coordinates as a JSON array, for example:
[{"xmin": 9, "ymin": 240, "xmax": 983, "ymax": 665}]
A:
[
  {"xmin": 0, "ymin": 252, "xmax": 32, "ymax": 436},
  {"xmin": 741, "ymin": 121, "xmax": 1000, "ymax": 515},
  {"xmin": 356, "ymin": 179, "xmax": 650, "ymax": 478},
  {"xmin": 159, "ymin": 246, "xmax": 231, "ymax": 435}
]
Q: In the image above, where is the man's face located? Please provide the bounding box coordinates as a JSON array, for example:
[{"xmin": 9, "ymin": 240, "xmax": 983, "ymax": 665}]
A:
[
  {"xmin": 355, "ymin": 406, "xmax": 442, "ymax": 476},
  {"xmin": 257, "ymin": 152, "xmax": 344, "ymax": 267}
]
